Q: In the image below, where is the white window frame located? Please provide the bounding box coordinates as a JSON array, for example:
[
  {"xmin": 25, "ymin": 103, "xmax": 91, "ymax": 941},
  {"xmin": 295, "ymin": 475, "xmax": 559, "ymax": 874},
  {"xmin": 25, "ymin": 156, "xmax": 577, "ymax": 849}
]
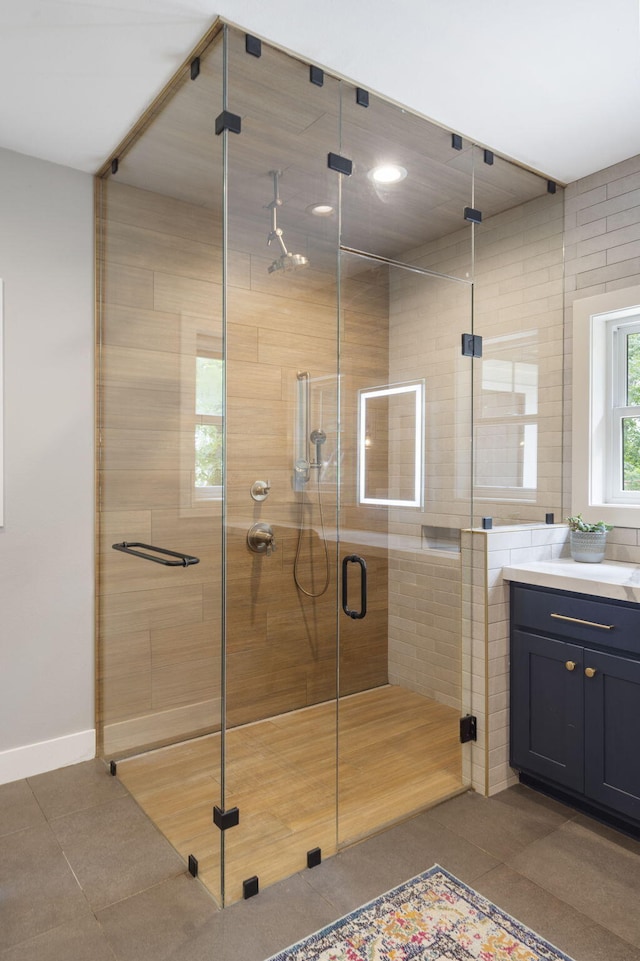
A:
[
  {"xmin": 572, "ymin": 285, "xmax": 640, "ymax": 527},
  {"xmin": 607, "ymin": 316, "xmax": 640, "ymax": 504}
]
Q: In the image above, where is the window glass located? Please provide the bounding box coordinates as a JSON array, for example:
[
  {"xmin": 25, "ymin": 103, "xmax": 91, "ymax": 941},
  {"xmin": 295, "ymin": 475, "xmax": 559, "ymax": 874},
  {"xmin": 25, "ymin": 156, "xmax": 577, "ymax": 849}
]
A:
[
  {"xmin": 195, "ymin": 353, "xmax": 223, "ymax": 490},
  {"xmin": 622, "ymin": 417, "xmax": 640, "ymax": 491},
  {"xmin": 627, "ymin": 332, "xmax": 640, "ymax": 406}
]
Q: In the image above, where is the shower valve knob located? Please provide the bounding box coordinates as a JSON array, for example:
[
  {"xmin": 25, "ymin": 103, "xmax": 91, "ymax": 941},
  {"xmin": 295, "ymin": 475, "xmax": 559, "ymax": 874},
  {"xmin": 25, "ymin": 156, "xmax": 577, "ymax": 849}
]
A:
[
  {"xmin": 247, "ymin": 523, "xmax": 276, "ymax": 555},
  {"xmin": 250, "ymin": 480, "xmax": 271, "ymax": 501}
]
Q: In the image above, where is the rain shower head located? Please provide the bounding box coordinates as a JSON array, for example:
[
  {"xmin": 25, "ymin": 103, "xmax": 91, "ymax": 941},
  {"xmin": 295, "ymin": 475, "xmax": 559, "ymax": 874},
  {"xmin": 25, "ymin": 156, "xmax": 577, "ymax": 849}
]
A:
[
  {"xmin": 268, "ymin": 251, "xmax": 309, "ymax": 273},
  {"xmin": 266, "ymin": 170, "xmax": 309, "ymax": 274}
]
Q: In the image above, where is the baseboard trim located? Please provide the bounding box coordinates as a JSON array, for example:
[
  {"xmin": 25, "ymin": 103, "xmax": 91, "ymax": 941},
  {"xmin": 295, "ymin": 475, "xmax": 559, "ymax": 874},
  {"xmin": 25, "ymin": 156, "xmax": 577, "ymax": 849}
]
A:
[
  {"xmin": 0, "ymin": 729, "xmax": 96, "ymax": 785},
  {"xmin": 102, "ymin": 699, "xmax": 221, "ymax": 758}
]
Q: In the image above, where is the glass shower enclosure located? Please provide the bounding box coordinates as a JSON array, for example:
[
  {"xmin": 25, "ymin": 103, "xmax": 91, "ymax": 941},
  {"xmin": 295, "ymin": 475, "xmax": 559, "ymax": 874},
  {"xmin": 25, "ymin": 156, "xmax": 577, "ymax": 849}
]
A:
[{"xmin": 96, "ymin": 21, "xmax": 562, "ymax": 906}]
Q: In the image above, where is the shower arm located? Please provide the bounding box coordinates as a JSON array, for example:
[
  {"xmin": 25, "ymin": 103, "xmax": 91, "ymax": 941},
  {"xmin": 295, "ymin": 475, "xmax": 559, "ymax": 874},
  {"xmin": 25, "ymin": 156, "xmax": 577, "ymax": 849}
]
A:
[{"xmin": 267, "ymin": 170, "xmax": 289, "ymax": 257}]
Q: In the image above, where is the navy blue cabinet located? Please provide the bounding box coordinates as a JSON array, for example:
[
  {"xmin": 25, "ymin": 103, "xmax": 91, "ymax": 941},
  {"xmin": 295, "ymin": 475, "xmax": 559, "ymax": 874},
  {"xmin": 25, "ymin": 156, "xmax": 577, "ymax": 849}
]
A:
[{"xmin": 510, "ymin": 583, "xmax": 640, "ymax": 828}]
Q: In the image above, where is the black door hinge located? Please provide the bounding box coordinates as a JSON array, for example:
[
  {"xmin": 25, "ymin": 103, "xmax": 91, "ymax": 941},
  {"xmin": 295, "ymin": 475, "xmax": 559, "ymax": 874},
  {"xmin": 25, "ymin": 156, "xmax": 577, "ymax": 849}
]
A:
[
  {"xmin": 460, "ymin": 715, "xmax": 477, "ymax": 743},
  {"xmin": 461, "ymin": 333, "xmax": 483, "ymax": 358},
  {"xmin": 188, "ymin": 854, "xmax": 198, "ymax": 877}
]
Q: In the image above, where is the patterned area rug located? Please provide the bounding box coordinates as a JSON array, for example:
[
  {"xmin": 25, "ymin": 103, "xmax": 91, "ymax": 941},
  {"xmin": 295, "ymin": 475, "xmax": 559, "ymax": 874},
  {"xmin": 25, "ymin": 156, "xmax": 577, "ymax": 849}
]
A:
[{"xmin": 266, "ymin": 865, "xmax": 574, "ymax": 960}]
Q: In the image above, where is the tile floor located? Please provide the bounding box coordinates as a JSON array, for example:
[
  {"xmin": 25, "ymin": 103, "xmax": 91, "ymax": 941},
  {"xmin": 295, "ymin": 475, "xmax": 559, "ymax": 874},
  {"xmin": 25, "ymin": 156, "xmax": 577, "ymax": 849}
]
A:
[{"xmin": 2, "ymin": 758, "xmax": 640, "ymax": 961}]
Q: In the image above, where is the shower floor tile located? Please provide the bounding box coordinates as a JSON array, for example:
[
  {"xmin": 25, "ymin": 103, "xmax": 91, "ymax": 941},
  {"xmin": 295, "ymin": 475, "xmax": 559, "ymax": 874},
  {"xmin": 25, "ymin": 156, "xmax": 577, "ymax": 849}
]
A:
[{"xmin": 116, "ymin": 685, "xmax": 462, "ymax": 905}]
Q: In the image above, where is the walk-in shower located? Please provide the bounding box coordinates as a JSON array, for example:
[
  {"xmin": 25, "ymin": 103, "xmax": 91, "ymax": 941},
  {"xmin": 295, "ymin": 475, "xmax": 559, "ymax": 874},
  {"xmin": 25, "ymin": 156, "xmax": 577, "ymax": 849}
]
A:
[{"xmin": 96, "ymin": 20, "xmax": 564, "ymax": 907}]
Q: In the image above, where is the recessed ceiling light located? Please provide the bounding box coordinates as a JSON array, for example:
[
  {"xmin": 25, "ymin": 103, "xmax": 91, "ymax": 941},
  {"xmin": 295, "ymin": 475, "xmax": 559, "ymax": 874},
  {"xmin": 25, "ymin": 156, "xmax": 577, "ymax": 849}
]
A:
[
  {"xmin": 307, "ymin": 203, "xmax": 334, "ymax": 216},
  {"xmin": 369, "ymin": 164, "xmax": 407, "ymax": 185}
]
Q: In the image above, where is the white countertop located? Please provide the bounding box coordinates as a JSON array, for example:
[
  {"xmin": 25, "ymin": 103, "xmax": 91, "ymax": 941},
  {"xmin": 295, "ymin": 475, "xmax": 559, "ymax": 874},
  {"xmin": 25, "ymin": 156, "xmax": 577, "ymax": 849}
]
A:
[{"xmin": 503, "ymin": 558, "xmax": 640, "ymax": 603}]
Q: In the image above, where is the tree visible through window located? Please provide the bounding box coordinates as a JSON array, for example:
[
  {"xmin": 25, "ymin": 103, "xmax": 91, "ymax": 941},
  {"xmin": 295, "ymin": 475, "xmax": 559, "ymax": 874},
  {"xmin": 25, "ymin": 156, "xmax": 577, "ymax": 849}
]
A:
[
  {"xmin": 623, "ymin": 331, "xmax": 640, "ymax": 490},
  {"xmin": 195, "ymin": 353, "xmax": 223, "ymax": 491},
  {"xmin": 608, "ymin": 315, "xmax": 640, "ymax": 501}
]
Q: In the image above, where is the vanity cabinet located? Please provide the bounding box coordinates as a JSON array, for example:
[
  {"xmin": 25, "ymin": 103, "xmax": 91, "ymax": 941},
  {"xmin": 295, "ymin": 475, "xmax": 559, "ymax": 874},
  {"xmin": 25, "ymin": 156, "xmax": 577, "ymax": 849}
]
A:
[{"xmin": 510, "ymin": 583, "xmax": 640, "ymax": 826}]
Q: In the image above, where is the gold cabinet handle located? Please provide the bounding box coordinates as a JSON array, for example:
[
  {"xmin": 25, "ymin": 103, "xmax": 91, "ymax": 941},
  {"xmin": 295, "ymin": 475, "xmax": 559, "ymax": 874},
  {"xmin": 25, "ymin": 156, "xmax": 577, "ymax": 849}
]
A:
[
  {"xmin": 565, "ymin": 660, "xmax": 576, "ymax": 671},
  {"xmin": 585, "ymin": 667, "xmax": 597, "ymax": 678},
  {"xmin": 550, "ymin": 613, "xmax": 614, "ymax": 631}
]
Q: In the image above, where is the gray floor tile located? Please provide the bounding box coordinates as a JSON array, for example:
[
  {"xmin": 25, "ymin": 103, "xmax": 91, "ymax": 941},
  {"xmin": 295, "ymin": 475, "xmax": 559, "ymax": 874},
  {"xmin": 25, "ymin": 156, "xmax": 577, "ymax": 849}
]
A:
[
  {"xmin": 167, "ymin": 874, "xmax": 338, "ymax": 961},
  {"xmin": 97, "ymin": 874, "xmax": 219, "ymax": 961},
  {"xmin": 0, "ymin": 915, "xmax": 117, "ymax": 961},
  {"xmin": 473, "ymin": 863, "xmax": 640, "ymax": 961},
  {"xmin": 425, "ymin": 784, "xmax": 574, "ymax": 860},
  {"xmin": 508, "ymin": 817, "xmax": 640, "ymax": 947},
  {"xmin": 0, "ymin": 823, "xmax": 91, "ymax": 950},
  {"xmin": 303, "ymin": 812, "xmax": 499, "ymax": 916},
  {"xmin": 28, "ymin": 758, "xmax": 127, "ymax": 819},
  {"xmin": 491, "ymin": 782, "xmax": 578, "ymax": 822},
  {"xmin": 50, "ymin": 795, "xmax": 186, "ymax": 910},
  {"xmin": 0, "ymin": 779, "xmax": 45, "ymax": 837}
]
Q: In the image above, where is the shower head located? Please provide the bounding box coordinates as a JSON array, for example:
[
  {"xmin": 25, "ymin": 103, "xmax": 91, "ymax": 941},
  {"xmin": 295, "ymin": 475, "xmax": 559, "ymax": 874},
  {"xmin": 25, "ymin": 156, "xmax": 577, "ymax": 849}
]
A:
[
  {"xmin": 266, "ymin": 170, "xmax": 310, "ymax": 274},
  {"xmin": 310, "ymin": 428, "xmax": 326, "ymax": 468},
  {"xmin": 268, "ymin": 251, "xmax": 309, "ymax": 274}
]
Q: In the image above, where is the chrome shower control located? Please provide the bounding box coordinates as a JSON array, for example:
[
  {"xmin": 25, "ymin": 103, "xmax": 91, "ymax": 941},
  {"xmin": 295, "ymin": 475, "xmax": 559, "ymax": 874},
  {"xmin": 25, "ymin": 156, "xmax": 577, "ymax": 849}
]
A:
[
  {"xmin": 250, "ymin": 480, "xmax": 271, "ymax": 501},
  {"xmin": 247, "ymin": 523, "xmax": 277, "ymax": 555}
]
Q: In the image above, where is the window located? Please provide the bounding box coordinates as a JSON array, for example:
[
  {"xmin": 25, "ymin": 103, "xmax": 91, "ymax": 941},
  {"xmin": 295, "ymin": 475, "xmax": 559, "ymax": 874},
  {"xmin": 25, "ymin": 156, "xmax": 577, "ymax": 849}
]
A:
[
  {"xmin": 572, "ymin": 285, "xmax": 640, "ymax": 526},
  {"xmin": 607, "ymin": 314, "xmax": 640, "ymax": 501},
  {"xmin": 195, "ymin": 349, "xmax": 223, "ymax": 499}
]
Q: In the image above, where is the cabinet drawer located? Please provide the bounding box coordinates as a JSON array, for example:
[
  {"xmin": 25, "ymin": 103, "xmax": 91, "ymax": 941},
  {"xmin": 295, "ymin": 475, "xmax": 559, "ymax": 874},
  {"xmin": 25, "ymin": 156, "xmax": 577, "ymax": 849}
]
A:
[{"xmin": 511, "ymin": 584, "xmax": 640, "ymax": 655}]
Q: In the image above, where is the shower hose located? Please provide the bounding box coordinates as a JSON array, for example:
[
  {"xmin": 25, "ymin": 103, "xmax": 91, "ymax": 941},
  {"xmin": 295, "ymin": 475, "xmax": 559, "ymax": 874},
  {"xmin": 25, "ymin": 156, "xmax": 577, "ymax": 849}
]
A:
[{"xmin": 293, "ymin": 469, "xmax": 330, "ymax": 598}]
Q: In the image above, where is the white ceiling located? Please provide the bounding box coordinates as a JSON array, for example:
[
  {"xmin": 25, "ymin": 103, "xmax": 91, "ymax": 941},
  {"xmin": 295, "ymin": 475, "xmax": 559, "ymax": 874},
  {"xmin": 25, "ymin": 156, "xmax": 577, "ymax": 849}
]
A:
[{"xmin": 0, "ymin": 0, "xmax": 639, "ymax": 184}]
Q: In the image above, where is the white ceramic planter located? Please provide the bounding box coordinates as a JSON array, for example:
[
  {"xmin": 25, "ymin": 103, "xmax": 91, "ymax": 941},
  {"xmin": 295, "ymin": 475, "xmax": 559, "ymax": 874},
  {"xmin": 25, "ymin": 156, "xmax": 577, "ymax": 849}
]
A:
[{"xmin": 570, "ymin": 530, "xmax": 607, "ymax": 563}]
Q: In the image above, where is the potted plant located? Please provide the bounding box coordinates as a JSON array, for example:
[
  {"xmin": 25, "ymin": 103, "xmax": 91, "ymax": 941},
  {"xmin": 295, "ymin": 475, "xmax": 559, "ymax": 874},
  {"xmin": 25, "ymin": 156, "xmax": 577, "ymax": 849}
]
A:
[{"xmin": 566, "ymin": 514, "xmax": 613, "ymax": 563}]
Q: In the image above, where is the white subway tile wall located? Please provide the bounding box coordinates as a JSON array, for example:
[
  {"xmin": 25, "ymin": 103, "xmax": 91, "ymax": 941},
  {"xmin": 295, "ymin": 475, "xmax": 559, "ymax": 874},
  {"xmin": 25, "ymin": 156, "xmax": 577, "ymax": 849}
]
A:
[
  {"xmin": 461, "ymin": 523, "xmax": 569, "ymax": 795},
  {"xmin": 565, "ymin": 154, "xmax": 640, "ymax": 543}
]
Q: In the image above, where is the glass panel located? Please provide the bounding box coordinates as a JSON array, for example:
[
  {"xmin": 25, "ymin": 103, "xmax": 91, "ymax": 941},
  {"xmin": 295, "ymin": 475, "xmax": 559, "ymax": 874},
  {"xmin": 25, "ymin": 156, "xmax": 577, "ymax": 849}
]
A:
[
  {"xmin": 623, "ymin": 417, "xmax": 640, "ymax": 490},
  {"xmin": 338, "ymin": 252, "xmax": 473, "ymax": 847},
  {"xmin": 472, "ymin": 146, "xmax": 564, "ymax": 526},
  {"xmin": 96, "ymin": 32, "xmax": 224, "ymax": 904},
  {"xmin": 627, "ymin": 332, "xmax": 640, "ymax": 405},
  {"xmin": 223, "ymin": 26, "xmax": 341, "ymax": 906},
  {"xmin": 340, "ymin": 87, "xmax": 474, "ymax": 279}
]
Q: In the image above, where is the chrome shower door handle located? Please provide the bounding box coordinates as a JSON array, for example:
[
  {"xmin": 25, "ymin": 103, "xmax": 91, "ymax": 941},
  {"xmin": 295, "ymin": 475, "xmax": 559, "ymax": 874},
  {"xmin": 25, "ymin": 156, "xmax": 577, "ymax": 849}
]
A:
[{"xmin": 342, "ymin": 554, "xmax": 367, "ymax": 619}]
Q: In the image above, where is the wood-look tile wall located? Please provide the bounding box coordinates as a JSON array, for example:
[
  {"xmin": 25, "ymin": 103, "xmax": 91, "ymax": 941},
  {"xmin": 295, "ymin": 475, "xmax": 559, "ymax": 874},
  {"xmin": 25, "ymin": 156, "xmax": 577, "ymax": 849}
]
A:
[
  {"xmin": 98, "ymin": 180, "xmax": 224, "ymax": 757},
  {"xmin": 98, "ymin": 180, "xmax": 390, "ymax": 754}
]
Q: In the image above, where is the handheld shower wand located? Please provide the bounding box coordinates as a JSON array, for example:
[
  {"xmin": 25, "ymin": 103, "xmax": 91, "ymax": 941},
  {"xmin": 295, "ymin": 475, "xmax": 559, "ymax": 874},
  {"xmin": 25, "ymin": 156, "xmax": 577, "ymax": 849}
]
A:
[
  {"xmin": 310, "ymin": 428, "xmax": 326, "ymax": 468},
  {"xmin": 294, "ymin": 426, "xmax": 330, "ymax": 599}
]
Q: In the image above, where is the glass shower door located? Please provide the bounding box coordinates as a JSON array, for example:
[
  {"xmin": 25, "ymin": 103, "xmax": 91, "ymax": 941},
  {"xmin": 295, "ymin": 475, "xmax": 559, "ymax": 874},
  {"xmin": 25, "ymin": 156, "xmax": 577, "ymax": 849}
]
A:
[
  {"xmin": 335, "ymin": 83, "xmax": 477, "ymax": 846},
  {"xmin": 337, "ymin": 253, "xmax": 474, "ymax": 846}
]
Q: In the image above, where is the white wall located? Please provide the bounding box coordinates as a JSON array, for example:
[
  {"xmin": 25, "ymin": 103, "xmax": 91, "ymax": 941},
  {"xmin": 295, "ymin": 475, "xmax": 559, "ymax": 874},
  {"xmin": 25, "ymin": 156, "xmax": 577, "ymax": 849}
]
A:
[{"xmin": 0, "ymin": 147, "xmax": 95, "ymax": 783}]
